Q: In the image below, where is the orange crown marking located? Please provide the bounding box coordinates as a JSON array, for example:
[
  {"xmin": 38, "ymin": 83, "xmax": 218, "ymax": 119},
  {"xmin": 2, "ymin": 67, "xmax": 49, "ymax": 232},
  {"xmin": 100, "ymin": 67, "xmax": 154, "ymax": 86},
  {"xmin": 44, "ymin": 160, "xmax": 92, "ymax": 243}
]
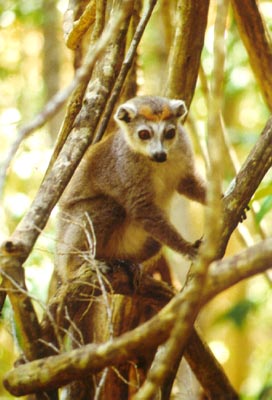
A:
[{"xmin": 138, "ymin": 105, "xmax": 172, "ymax": 121}]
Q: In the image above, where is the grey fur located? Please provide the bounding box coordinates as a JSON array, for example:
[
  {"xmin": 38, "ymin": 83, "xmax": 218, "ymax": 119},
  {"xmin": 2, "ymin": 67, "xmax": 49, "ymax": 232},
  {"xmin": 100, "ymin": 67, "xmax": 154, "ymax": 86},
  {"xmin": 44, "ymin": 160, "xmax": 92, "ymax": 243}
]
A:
[{"xmin": 56, "ymin": 96, "xmax": 206, "ymax": 281}]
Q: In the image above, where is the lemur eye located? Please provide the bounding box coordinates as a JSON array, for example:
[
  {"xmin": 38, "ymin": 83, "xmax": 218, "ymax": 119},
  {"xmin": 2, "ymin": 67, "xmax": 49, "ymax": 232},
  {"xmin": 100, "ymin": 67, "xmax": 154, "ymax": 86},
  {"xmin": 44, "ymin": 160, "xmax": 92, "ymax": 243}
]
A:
[
  {"xmin": 138, "ymin": 129, "xmax": 151, "ymax": 140},
  {"xmin": 164, "ymin": 128, "xmax": 176, "ymax": 140}
]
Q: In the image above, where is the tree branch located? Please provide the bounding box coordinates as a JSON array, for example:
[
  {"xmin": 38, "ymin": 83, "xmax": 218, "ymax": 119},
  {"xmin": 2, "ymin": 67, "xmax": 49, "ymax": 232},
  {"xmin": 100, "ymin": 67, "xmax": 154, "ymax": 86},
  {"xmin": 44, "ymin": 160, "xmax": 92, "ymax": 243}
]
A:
[
  {"xmin": 0, "ymin": 0, "xmax": 134, "ymax": 373},
  {"xmin": 2, "ymin": 111, "xmax": 271, "ymax": 398},
  {"xmin": 4, "ymin": 237, "xmax": 272, "ymax": 396},
  {"xmin": 185, "ymin": 328, "xmax": 239, "ymax": 400},
  {"xmin": 165, "ymin": 0, "xmax": 209, "ymax": 107},
  {"xmin": 220, "ymin": 116, "xmax": 272, "ymax": 256},
  {"xmin": 64, "ymin": 0, "xmax": 96, "ymax": 49},
  {"xmin": 230, "ymin": 0, "xmax": 272, "ymax": 111},
  {"xmin": 204, "ymin": 237, "xmax": 272, "ymax": 302},
  {"xmin": 3, "ymin": 110, "xmax": 272, "ymax": 396}
]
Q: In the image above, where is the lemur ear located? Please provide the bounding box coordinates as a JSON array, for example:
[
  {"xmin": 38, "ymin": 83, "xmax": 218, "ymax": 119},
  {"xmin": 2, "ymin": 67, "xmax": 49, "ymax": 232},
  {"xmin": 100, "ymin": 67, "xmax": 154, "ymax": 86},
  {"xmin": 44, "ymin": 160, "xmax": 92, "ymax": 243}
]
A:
[
  {"xmin": 115, "ymin": 103, "xmax": 137, "ymax": 123},
  {"xmin": 170, "ymin": 99, "xmax": 188, "ymax": 119}
]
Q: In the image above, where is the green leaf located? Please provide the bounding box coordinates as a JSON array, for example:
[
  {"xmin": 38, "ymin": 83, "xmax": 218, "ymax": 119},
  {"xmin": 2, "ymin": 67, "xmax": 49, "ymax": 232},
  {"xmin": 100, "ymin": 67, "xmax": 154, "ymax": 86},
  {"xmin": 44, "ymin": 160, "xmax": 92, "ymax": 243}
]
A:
[
  {"xmin": 253, "ymin": 182, "xmax": 272, "ymax": 201},
  {"xmin": 255, "ymin": 195, "xmax": 272, "ymax": 224},
  {"xmin": 216, "ymin": 299, "xmax": 257, "ymax": 329}
]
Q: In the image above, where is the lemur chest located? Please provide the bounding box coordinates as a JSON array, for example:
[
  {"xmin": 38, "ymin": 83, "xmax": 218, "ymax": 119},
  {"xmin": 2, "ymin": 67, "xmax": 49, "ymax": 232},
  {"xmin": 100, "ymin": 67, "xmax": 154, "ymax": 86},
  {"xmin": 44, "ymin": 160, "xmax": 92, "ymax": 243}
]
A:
[{"xmin": 151, "ymin": 162, "xmax": 182, "ymax": 208}]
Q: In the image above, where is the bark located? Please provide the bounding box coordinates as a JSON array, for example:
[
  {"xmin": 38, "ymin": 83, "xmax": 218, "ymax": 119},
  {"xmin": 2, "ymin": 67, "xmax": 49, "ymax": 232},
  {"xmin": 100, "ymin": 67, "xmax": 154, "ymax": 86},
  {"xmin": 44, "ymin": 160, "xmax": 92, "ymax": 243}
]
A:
[
  {"xmin": 1, "ymin": 3, "xmax": 133, "ymax": 260},
  {"xmin": 1, "ymin": 1, "xmax": 272, "ymax": 399},
  {"xmin": 4, "ymin": 236, "xmax": 272, "ymax": 396},
  {"xmin": 165, "ymin": 0, "xmax": 210, "ymax": 107},
  {"xmin": 220, "ymin": 117, "xmax": 272, "ymax": 256},
  {"xmin": 2, "ymin": 111, "xmax": 272, "ymax": 398},
  {"xmin": 0, "ymin": 0, "xmax": 134, "ymax": 383},
  {"xmin": 42, "ymin": 0, "xmax": 62, "ymax": 141},
  {"xmin": 231, "ymin": 0, "xmax": 272, "ymax": 111},
  {"xmin": 4, "ymin": 108, "xmax": 272, "ymax": 396},
  {"xmin": 0, "ymin": 2, "xmax": 156, "ymax": 398},
  {"xmin": 185, "ymin": 328, "xmax": 239, "ymax": 400},
  {"xmin": 64, "ymin": 0, "xmax": 96, "ymax": 49}
]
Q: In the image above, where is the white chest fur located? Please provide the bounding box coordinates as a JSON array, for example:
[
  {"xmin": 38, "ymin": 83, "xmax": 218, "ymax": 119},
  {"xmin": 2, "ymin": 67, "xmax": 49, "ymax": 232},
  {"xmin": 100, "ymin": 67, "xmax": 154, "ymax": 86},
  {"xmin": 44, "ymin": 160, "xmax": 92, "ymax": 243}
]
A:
[{"xmin": 151, "ymin": 158, "xmax": 184, "ymax": 209}]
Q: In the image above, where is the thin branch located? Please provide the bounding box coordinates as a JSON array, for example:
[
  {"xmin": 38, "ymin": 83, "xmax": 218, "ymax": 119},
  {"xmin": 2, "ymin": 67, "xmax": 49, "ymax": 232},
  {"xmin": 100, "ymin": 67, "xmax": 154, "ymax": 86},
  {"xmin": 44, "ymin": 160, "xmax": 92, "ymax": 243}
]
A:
[
  {"xmin": 134, "ymin": 246, "xmax": 214, "ymax": 400},
  {"xmin": 64, "ymin": 0, "xmax": 96, "ymax": 49},
  {"xmin": 43, "ymin": 1, "xmax": 107, "ymax": 184},
  {"xmin": 204, "ymin": 0, "xmax": 229, "ymax": 259},
  {"xmin": 0, "ymin": 265, "xmax": 44, "ymax": 359},
  {"xmin": 84, "ymin": 213, "xmax": 114, "ymax": 340},
  {"xmin": 0, "ymin": 267, "xmax": 63, "ymax": 353},
  {"xmin": 230, "ymin": 0, "xmax": 272, "ymax": 111},
  {"xmin": 199, "ymin": 41, "xmax": 270, "ymax": 263},
  {"xmin": 94, "ymin": 368, "xmax": 109, "ymax": 400},
  {"xmin": 203, "ymin": 237, "xmax": 272, "ymax": 302},
  {"xmin": 0, "ymin": 268, "xmax": 59, "ymax": 400},
  {"xmin": 220, "ymin": 117, "xmax": 272, "ymax": 256}
]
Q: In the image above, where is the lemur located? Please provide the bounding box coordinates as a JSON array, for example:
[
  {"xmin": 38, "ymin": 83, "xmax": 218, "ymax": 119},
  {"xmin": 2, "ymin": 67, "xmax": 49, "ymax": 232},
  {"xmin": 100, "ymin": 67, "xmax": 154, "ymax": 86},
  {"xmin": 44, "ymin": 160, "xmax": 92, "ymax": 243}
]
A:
[{"xmin": 56, "ymin": 96, "xmax": 207, "ymax": 281}]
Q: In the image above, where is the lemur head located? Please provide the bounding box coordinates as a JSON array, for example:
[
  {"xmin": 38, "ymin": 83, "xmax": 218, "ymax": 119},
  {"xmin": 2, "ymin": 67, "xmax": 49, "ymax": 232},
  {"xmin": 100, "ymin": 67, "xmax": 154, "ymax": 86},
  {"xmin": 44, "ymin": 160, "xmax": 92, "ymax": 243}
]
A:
[{"xmin": 114, "ymin": 96, "xmax": 187, "ymax": 162}]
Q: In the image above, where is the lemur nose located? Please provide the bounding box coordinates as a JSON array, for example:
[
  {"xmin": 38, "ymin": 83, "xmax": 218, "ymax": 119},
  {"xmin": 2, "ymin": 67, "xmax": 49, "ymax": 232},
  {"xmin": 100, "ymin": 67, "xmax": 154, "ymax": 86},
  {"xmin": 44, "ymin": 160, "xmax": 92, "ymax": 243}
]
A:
[{"xmin": 152, "ymin": 152, "xmax": 167, "ymax": 162}]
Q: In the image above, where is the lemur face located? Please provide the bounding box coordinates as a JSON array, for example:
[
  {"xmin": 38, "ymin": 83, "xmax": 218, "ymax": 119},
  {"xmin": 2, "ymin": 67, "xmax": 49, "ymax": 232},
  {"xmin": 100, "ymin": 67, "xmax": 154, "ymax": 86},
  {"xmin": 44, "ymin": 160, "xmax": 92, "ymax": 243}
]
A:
[{"xmin": 114, "ymin": 96, "xmax": 187, "ymax": 162}]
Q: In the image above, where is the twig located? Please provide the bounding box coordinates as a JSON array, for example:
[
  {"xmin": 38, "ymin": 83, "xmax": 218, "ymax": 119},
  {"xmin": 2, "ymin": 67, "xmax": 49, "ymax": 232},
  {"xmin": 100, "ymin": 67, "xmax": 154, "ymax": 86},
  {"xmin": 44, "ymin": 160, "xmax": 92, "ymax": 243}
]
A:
[
  {"xmin": 199, "ymin": 37, "xmax": 270, "ymax": 269},
  {"xmin": 94, "ymin": 368, "xmax": 109, "ymax": 400},
  {"xmin": 83, "ymin": 213, "xmax": 113, "ymax": 398},
  {"xmin": 84, "ymin": 212, "xmax": 114, "ymax": 339},
  {"xmin": 203, "ymin": 237, "xmax": 272, "ymax": 302}
]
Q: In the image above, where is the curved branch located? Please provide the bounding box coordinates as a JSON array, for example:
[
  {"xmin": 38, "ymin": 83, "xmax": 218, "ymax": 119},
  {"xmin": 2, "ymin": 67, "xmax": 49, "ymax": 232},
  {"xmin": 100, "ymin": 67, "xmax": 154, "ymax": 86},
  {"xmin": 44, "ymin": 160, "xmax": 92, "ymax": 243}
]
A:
[
  {"xmin": 4, "ymin": 237, "xmax": 272, "ymax": 396},
  {"xmin": 204, "ymin": 237, "xmax": 272, "ymax": 302},
  {"xmin": 2, "ymin": 108, "xmax": 272, "ymax": 396},
  {"xmin": 219, "ymin": 117, "xmax": 272, "ymax": 256},
  {"xmin": 64, "ymin": 0, "xmax": 96, "ymax": 49},
  {"xmin": 231, "ymin": 0, "xmax": 272, "ymax": 111}
]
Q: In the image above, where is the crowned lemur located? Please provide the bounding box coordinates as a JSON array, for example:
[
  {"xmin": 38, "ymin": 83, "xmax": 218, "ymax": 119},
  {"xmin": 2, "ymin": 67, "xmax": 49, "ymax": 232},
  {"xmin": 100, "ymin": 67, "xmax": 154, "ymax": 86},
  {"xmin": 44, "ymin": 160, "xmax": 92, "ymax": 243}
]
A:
[{"xmin": 56, "ymin": 96, "xmax": 207, "ymax": 282}]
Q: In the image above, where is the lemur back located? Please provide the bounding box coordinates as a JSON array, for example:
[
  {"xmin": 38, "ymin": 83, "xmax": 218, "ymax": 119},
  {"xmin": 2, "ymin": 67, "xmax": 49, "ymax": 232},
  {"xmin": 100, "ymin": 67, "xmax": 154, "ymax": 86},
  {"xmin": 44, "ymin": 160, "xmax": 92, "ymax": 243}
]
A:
[{"xmin": 56, "ymin": 96, "xmax": 207, "ymax": 281}]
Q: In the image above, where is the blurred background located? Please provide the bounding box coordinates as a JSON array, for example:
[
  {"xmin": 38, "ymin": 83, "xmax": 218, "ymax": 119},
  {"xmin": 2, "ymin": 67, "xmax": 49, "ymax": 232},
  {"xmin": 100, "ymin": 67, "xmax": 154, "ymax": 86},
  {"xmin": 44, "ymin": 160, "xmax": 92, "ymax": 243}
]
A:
[{"xmin": 0, "ymin": 0, "xmax": 271, "ymax": 398}]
